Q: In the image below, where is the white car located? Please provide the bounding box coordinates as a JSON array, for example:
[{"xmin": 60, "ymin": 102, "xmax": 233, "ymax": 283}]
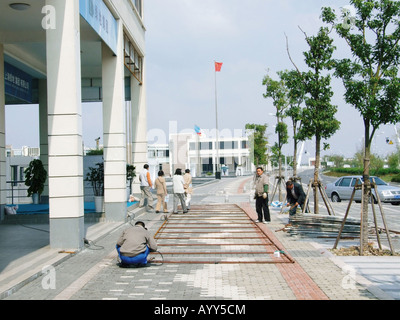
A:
[{"xmin": 325, "ymin": 175, "xmax": 400, "ymax": 205}]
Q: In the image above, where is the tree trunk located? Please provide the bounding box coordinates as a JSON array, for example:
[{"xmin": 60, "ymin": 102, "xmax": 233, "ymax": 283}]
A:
[
  {"xmin": 361, "ymin": 136, "xmax": 371, "ymax": 255},
  {"xmin": 313, "ymin": 136, "xmax": 321, "ymax": 214},
  {"xmin": 278, "ymin": 153, "xmax": 283, "ymax": 201},
  {"xmin": 293, "ymin": 138, "xmax": 298, "ymax": 177}
]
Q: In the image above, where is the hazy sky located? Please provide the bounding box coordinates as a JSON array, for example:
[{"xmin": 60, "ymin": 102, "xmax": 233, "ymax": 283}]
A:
[{"xmin": 5, "ymin": 0, "xmax": 400, "ymax": 159}]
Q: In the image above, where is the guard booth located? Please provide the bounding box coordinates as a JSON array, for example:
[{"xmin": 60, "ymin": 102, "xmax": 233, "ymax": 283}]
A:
[{"xmin": 0, "ymin": 0, "xmax": 148, "ymax": 250}]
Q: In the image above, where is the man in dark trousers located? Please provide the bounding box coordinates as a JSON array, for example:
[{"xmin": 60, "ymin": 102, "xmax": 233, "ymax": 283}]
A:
[
  {"xmin": 254, "ymin": 167, "xmax": 271, "ymax": 223},
  {"xmin": 286, "ymin": 180, "xmax": 306, "ymax": 216}
]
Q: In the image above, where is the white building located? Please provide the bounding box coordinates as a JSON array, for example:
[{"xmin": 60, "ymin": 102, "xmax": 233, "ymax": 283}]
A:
[
  {"xmin": 169, "ymin": 133, "xmax": 254, "ymax": 177},
  {"xmin": 0, "ymin": 0, "xmax": 148, "ymax": 250}
]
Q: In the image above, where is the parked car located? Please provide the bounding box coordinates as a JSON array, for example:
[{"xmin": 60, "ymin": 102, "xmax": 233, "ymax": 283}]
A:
[{"xmin": 325, "ymin": 175, "xmax": 400, "ymax": 205}]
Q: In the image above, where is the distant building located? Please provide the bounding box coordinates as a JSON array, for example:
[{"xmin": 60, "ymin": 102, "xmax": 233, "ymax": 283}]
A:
[{"xmin": 169, "ymin": 133, "xmax": 254, "ymax": 177}]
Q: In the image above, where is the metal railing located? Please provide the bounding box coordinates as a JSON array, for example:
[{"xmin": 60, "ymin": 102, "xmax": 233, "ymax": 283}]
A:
[{"xmin": 6, "ymin": 180, "xmax": 30, "ymax": 205}]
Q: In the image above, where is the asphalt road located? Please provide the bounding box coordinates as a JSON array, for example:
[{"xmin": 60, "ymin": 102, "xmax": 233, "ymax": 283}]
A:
[{"xmin": 295, "ymin": 169, "xmax": 400, "ymax": 251}]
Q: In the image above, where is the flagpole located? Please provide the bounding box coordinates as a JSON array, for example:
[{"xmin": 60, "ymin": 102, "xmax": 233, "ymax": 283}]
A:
[{"xmin": 214, "ymin": 61, "xmax": 220, "ymax": 179}]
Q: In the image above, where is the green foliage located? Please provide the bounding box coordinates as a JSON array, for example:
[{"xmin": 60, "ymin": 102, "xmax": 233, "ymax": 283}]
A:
[
  {"xmin": 391, "ymin": 174, "xmax": 400, "ymax": 183},
  {"xmin": 85, "ymin": 162, "xmax": 104, "ymax": 197},
  {"xmin": 296, "ymin": 27, "xmax": 340, "ymax": 143},
  {"xmin": 126, "ymin": 164, "xmax": 136, "ymax": 194},
  {"xmin": 329, "ymin": 167, "xmax": 400, "ymax": 176},
  {"xmin": 245, "ymin": 123, "xmax": 268, "ymax": 166},
  {"xmin": 322, "ymin": 0, "xmax": 400, "ymax": 171},
  {"xmin": 86, "ymin": 148, "xmax": 103, "ymax": 155},
  {"xmin": 24, "ymin": 159, "xmax": 48, "ymax": 197},
  {"xmin": 262, "ymin": 74, "xmax": 289, "ymax": 172}
]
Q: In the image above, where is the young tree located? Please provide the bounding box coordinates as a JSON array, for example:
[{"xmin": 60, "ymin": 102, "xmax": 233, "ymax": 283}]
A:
[
  {"xmin": 262, "ymin": 74, "xmax": 289, "ymax": 198},
  {"xmin": 322, "ymin": 0, "xmax": 400, "ymax": 253},
  {"xmin": 245, "ymin": 123, "xmax": 268, "ymax": 167},
  {"xmin": 279, "ymin": 70, "xmax": 306, "ymax": 177},
  {"xmin": 287, "ymin": 27, "xmax": 341, "ymax": 214}
]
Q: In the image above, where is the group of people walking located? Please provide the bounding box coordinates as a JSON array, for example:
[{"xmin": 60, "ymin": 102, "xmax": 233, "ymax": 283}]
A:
[{"xmin": 138, "ymin": 164, "xmax": 193, "ymax": 214}]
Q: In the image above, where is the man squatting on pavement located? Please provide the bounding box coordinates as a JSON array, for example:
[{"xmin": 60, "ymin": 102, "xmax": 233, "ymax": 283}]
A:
[{"xmin": 116, "ymin": 221, "xmax": 158, "ymax": 267}]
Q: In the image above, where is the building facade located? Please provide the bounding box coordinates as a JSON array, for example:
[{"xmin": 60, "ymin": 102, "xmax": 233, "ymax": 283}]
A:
[
  {"xmin": 169, "ymin": 133, "xmax": 254, "ymax": 177},
  {"xmin": 0, "ymin": 0, "xmax": 147, "ymax": 249}
]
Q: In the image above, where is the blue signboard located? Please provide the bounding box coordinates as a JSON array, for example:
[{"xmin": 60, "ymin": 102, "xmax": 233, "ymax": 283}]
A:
[
  {"xmin": 80, "ymin": 0, "xmax": 118, "ymax": 55},
  {"xmin": 4, "ymin": 62, "xmax": 33, "ymax": 103}
]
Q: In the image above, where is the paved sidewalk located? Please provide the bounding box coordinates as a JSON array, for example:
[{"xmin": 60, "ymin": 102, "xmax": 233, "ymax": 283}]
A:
[{"xmin": 1, "ymin": 176, "xmax": 399, "ymax": 300}]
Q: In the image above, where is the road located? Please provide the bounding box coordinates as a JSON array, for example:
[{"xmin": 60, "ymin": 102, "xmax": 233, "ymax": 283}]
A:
[{"xmin": 293, "ymin": 169, "xmax": 400, "ymax": 251}]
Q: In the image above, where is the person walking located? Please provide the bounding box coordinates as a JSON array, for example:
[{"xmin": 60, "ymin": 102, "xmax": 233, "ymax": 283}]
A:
[
  {"xmin": 183, "ymin": 169, "xmax": 193, "ymax": 210},
  {"xmin": 254, "ymin": 167, "xmax": 271, "ymax": 223},
  {"xmin": 154, "ymin": 170, "xmax": 168, "ymax": 213},
  {"xmin": 286, "ymin": 180, "xmax": 306, "ymax": 216},
  {"xmin": 173, "ymin": 168, "xmax": 188, "ymax": 214},
  {"xmin": 139, "ymin": 164, "xmax": 154, "ymax": 211}
]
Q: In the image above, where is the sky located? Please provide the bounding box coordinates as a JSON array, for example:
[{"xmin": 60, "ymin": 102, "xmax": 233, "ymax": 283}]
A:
[{"xmin": 5, "ymin": 0, "xmax": 400, "ymax": 160}]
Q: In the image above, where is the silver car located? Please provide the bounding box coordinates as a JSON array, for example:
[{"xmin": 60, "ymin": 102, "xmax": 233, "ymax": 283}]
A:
[{"xmin": 325, "ymin": 175, "xmax": 400, "ymax": 205}]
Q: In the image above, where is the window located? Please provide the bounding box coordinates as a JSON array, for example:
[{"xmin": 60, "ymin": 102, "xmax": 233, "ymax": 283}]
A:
[
  {"xmin": 351, "ymin": 178, "xmax": 361, "ymax": 187},
  {"xmin": 200, "ymin": 142, "xmax": 212, "ymax": 150},
  {"xmin": 134, "ymin": 0, "xmax": 142, "ymax": 17},
  {"xmin": 189, "ymin": 142, "xmax": 196, "ymax": 150},
  {"xmin": 220, "ymin": 141, "xmax": 236, "ymax": 149},
  {"xmin": 339, "ymin": 178, "xmax": 352, "ymax": 187},
  {"xmin": 124, "ymin": 33, "xmax": 143, "ymax": 84}
]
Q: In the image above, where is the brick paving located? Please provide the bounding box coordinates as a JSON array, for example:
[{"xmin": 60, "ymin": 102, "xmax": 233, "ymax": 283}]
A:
[{"xmin": 1, "ymin": 176, "xmax": 386, "ymax": 301}]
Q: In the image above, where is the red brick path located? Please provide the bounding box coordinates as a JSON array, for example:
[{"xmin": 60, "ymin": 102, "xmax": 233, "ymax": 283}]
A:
[{"xmin": 240, "ymin": 202, "xmax": 329, "ymax": 300}]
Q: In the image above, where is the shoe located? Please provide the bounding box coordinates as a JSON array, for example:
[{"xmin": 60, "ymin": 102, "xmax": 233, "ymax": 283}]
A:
[
  {"xmin": 183, "ymin": 211, "xmax": 188, "ymax": 214},
  {"xmin": 263, "ymin": 221, "xmax": 270, "ymax": 224},
  {"xmin": 255, "ymin": 219, "xmax": 260, "ymax": 223},
  {"xmin": 155, "ymin": 210, "xmax": 160, "ymax": 213},
  {"xmin": 173, "ymin": 212, "xmax": 178, "ymax": 214}
]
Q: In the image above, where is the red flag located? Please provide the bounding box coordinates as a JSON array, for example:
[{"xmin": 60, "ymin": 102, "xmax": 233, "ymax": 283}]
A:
[{"xmin": 215, "ymin": 62, "xmax": 223, "ymax": 72}]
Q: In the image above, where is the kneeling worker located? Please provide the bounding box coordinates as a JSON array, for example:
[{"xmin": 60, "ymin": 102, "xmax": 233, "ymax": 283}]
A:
[{"xmin": 116, "ymin": 221, "xmax": 158, "ymax": 267}]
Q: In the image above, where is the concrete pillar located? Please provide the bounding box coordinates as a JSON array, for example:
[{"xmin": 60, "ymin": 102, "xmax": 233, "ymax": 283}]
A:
[
  {"xmin": 130, "ymin": 63, "xmax": 148, "ymax": 194},
  {"xmin": 38, "ymin": 79, "xmax": 49, "ymax": 203},
  {"xmin": 102, "ymin": 19, "xmax": 127, "ymax": 221},
  {"xmin": 46, "ymin": 0, "xmax": 84, "ymax": 249},
  {"xmin": 0, "ymin": 44, "xmax": 6, "ymax": 221}
]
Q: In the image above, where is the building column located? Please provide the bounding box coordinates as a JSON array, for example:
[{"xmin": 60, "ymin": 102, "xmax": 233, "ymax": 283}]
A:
[
  {"xmin": 46, "ymin": 0, "xmax": 84, "ymax": 249},
  {"xmin": 130, "ymin": 63, "xmax": 147, "ymax": 195},
  {"xmin": 38, "ymin": 79, "xmax": 49, "ymax": 203},
  {"xmin": 102, "ymin": 19, "xmax": 127, "ymax": 221},
  {"xmin": 0, "ymin": 44, "xmax": 6, "ymax": 221}
]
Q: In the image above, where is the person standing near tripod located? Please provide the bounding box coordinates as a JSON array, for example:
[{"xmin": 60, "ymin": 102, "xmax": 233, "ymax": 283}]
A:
[{"xmin": 254, "ymin": 167, "xmax": 271, "ymax": 224}]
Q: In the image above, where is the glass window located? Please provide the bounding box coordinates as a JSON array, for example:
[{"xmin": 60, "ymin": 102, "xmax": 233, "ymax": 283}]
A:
[
  {"xmin": 339, "ymin": 178, "xmax": 352, "ymax": 187},
  {"xmin": 200, "ymin": 142, "xmax": 212, "ymax": 150},
  {"xmin": 351, "ymin": 178, "xmax": 359, "ymax": 187},
  {"xmin": 369, "ymin": 177, "xmax": 387, "ymax": 186},
  {"xmin": 134, "ymin": 0, "xmax": 142, "ymax": 17}
]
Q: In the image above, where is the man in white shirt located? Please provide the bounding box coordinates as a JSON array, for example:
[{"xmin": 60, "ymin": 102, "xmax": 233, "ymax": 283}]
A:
[
  {"xmin": 173, "ymin": 168, "xmax": 188, "ymax": 214},
  {"xmin": 139, "ymin": 164, "xmax": 154, "ymax": 211}
]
